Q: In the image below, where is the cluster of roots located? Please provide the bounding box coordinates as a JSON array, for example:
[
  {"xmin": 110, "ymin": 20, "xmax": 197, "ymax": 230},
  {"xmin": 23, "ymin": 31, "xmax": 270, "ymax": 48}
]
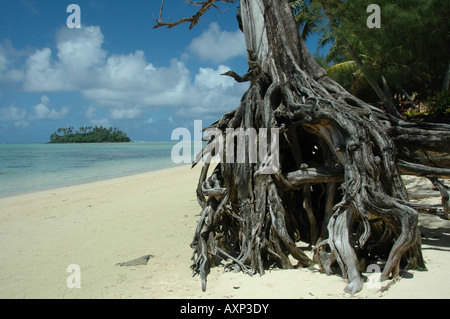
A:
[{"xmin": 190, "ymin": 76, "xmax": 427, "ymax": 295}]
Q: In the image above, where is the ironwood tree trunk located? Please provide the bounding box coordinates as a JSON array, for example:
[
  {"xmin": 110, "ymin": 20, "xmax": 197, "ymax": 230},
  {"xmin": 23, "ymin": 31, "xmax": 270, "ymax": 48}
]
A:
[{"xmin": 173, "ymin": 0, "xmax": 450, "ymax": 295}]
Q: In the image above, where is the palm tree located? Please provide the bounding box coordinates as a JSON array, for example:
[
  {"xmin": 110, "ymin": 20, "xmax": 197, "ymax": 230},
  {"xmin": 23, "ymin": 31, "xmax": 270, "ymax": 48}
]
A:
[
  {"xmin": 289, "ymin": 0, "xmax": 391, "ymax": 110},
  {"xmin": 289, "ymin": 0, "xmax": 323, "ymax": 40},
  {"xmin": 290, "ymin": 0, "xmax": 449, "ymax": 116}
]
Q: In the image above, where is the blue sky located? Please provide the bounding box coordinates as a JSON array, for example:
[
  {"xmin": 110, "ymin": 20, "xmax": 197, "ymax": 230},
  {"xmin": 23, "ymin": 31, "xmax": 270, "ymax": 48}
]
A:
[{"xmin": 0, "ymin": 0, "xmax": 326, "ymax": 143}]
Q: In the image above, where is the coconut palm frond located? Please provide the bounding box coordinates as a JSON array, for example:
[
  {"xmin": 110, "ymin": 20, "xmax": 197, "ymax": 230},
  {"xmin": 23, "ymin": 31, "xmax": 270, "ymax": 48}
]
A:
[
  {"xmin": 326, "ymin": 60, "xmax": 358, "ymax": 78},
  {"xmin": 289, "ymin": 0, "xmax": 324, "ymax": 40}
]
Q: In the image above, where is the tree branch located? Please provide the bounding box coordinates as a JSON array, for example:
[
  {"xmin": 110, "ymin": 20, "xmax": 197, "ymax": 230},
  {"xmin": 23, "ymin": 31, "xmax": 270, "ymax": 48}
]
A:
[
  {"xmin": 429, "ymin": 177, "xmax": 450, "ymax": 219},
  {"xmin": 221, "ymin": 70, "xmax": 250, "ymax": 83},
  {"xmin": 286, "ymin": 167, "xmax": 344, "ymax": 186},
  {"xmin": 153, "ymin": 0, "xmax": 236, "ymax": 29},
  {"xmin": 398, "ymin": 160, "xmax": 450, "ymax": 178}
]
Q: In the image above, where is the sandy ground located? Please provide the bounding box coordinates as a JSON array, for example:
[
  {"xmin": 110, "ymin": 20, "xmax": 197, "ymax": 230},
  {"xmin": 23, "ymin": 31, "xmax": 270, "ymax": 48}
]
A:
[{"xmin": 0, "ymin": 165, "xmax": 449, "ymax": 299}]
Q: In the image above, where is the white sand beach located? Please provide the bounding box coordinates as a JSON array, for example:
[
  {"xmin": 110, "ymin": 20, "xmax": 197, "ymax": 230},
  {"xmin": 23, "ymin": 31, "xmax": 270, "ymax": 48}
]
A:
[{"xmin": 0, "ymin": 165, "xmax": 449, "ymax": 299}]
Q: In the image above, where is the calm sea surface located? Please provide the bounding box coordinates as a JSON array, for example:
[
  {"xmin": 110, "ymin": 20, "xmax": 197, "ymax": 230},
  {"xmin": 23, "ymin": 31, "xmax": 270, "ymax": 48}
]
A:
[{"xmin": 0, "ymin": 142, "xmax": 183, "ymax": 198}]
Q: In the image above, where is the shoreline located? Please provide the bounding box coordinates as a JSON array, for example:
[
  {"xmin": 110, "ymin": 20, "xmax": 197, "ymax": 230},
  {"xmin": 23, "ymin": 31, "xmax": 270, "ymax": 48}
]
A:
[
  {"xmin": 0, "ymin": 142, "xmax": 179, "ymax": 200},
  {"xmin": 0, "ymin": 163, "xmax": 184, "ymax": 200},
  {"xmin": 0, "ymin": 164, "xmax": 201, "ymax": 299},
  {"xmin": 0, "ymin": 166, "xmax": 449, "ymax": 299}
]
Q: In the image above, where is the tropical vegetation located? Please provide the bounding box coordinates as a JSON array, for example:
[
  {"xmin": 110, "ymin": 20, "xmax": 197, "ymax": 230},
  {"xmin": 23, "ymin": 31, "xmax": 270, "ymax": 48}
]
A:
[
  {"xmin": 289, "ymin": 0, "xmax": 450, "ymax": 120},
  {"xmin": 49, "ymin": 126, "xmax": 131, "ymax": 143}
]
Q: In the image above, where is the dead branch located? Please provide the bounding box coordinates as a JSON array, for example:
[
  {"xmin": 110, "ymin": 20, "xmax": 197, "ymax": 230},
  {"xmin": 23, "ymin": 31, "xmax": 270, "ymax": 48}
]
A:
[{"xmin": 153, "ymin": 0, "xmax": 237, "ymax": 29}]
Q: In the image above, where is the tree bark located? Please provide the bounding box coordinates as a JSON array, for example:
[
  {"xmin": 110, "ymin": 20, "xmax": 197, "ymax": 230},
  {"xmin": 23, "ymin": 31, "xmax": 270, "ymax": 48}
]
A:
[
  {"xmin": 187, "ymin": 0, "xmax": 446, "ymax": 295},
  {"xmin": 443, "ymin": 63, "xmax": 450, "ymax": 92}
]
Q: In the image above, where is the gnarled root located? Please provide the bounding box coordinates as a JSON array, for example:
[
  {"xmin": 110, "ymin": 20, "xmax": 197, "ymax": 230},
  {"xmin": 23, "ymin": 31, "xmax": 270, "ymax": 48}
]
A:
[{"xmin": 190, "ymin": 78, "xmax": 426, "ymax": 294}]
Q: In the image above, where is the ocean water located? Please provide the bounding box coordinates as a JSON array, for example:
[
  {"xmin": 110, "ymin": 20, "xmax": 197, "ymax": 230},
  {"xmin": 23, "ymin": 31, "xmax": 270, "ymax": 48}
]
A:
[{"xmin": 0, "ymin": 142, "xmax": 184, "ymax": 198}]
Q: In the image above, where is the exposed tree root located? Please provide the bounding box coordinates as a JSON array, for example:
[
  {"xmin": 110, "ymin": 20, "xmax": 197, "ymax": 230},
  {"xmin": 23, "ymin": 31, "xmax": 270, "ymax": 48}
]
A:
[
  {"xmin": 154, "ymin": 0, "xmax": 448, "ymax": 295},
  {"xmin": 190, "ymin": 72, "xmax": 429, "ymax": 293}
]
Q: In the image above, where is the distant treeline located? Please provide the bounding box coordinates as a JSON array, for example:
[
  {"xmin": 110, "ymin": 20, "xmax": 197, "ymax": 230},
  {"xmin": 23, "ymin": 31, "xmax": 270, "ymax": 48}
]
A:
[{"xmin": 49, "ymin": 126, "xmax": 131, "ymax": 143}]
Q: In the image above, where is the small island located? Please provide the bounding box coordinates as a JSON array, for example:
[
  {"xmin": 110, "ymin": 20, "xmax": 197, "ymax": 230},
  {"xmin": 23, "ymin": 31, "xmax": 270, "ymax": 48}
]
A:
[{"xmin": 49, "ymin": 126, "xmax": 131, "ymax": 143}]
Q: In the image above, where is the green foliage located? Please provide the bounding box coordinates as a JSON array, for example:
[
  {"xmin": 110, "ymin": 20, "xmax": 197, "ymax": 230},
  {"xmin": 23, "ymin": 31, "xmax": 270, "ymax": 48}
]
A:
[
  {"xmin": 289, "ymin": 0, "xmax": 325, "ymax": 40},
  {"xmin": 49, "ymin": 126, "xmax": 131, "ymax": 143},
  {"xmin": 403, "ymin": 91, "xmax": 449, "ymax": 123},
  {"xmin": 427, "ymin": 91, "xmax": 450, "ymax": 116},
  {"xmin": 403, "ymin": 108, "xmax": 423, "ymax": 120},
  {"xmin": 337, "ymin": 0, "xmax": 449, "ymax": 96},
  {"xmin": 290, "ymin": 0, "xmax": 450, "ymax": 103},
  {"xmin": 313, "ymin": 53, "xmax": 330, "ymax": 69}
]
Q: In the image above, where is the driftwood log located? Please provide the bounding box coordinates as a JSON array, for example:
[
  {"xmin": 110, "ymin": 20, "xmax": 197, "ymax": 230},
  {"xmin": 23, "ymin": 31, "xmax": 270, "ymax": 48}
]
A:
[{"xmin": 155, "ymin": 0, "xmax": 450, "ymax": 294}]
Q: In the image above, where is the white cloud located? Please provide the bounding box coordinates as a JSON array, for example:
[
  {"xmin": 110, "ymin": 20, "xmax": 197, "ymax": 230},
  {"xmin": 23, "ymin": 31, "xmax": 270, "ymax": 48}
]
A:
[
  {"xmin": 6, "ymin": 24, "xmax": 249, "ymax": 125},
  {"xmin": 90, "ymin": 118, "xmax": 111, "ymax": 128},
  {"xmin": 109, "ymin": 107, "xmax": 143, "ymax": 120},
  {"xmin": 24, "ymin": 47, "xmax": 65, "ymax": 91},
  {"xmin": 0, "ymin": 41, "xmax": 25, "ymax": 83},
  {"xmin": 23, "ymin": 26, "xmax": 106, "ymax": 91},
  {"xmin": 85, "ymin": 105, "xmax": 97, "ymax": 119},
  {"xmin": 82, "ymin": 55, "xmax": 247, "ymax": 119},
  {"xmin": 188, "ymin": 22, "xmax": 246, "ymax": 63},
  {"xmin": 4, "ymin": 69, "xmax": 25, "ymax": 82},
  {"xmin": 0, "ymin": 104, "xmax": 27, "ymax": 122},
  {"xmin": 28, "ymin": 95, "xmax": 70, "ymax": 120},
  {"xmin": 40, "ymin": 94, "xmax": 50, "ymax": 105},
  {"xmin": 0, "ymin": 96, "xmax": 69, "ymax": 127},
  {"xmin": 0, "ymin": 104, "xmax": 29, "ymax": 128},
  {"xmin": 30, "ymin": 103, "xmax": 70, "ymax": 120},
  {"xmin": 83, "ymin": 55, "xmax": 192, "ymax": 109},
  {"xmin": 101, "ymin": 50, "xmax": 153, "ymax": 89},
  {"xmin": 195, "ymin": 65, "xmax": 235, "ymax": 89},
  {"xmin": 14, "ymin": 119, "xmax": 30, "ymax": 128},
  {"xmin": 56, "ymin": 26, "xmax": 106, "ymax": 72}
]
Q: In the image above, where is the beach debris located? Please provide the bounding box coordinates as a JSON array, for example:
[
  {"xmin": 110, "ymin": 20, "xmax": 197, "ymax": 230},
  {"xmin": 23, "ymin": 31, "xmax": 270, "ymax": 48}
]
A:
[{"xmin": 116, "ymin": 254, "xmax": 154, "ymax": 267}]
